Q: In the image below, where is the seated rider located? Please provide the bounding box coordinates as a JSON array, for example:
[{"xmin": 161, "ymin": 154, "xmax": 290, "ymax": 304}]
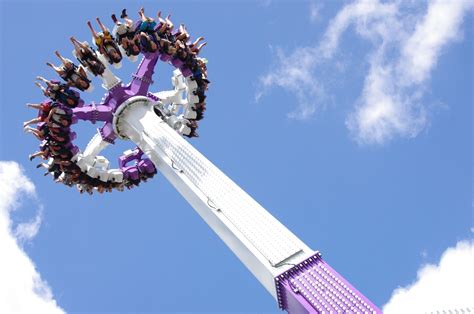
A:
[
  {"xmin": 24, "ymin": 121, "xmax": 49, "ymax": 141},
  {"xmin": 155, "ymin": 10, "xmax": 177, "ymax": 55},
  {"xmin": 29, "ymin": 140, "xmax": 51, "ymax": 161},
  {"xmin": 189, "ymin": 37, "xmax": 207, "ymax": 55},
  {"xmin": 36, "ymin": 76, "xmax": 80, "ymax": 107},
  {"xmin": 185, "ymin": 120, "xmax": 199, "ymax": 138},
  {"xmin": 173, "ymin": 37, "xmax": 205, "ymax": 62},
  {"xmin": 87, "ymin": 18, "xmax": 122, "ymax": 64},
  {"xmin": 156, "ymin": 10, "xmax": 174, "ymax": 38},
  {"xmin": 47, "ymin": 51, "xmax": 91, "ymax": 91},
  {"xmin": 111, "ymin": 9, "xmax": 140, "ymax": 57},
  {"xmin": 70, "ymin": 37, "xmax": 106, "ymax": 76},
  {"xmin": 137, "ymin": 7, "xmax": 159, "ymax": 52},
  {"xmin": 46, "ymin": 105, "xmax": 73, "ymax": 128},
  {"xmin": 23, "ymin": 101, "xmax": 55, "ymax": 128},
  {"xmin": 175, "ymin": 24, "xmax": 190, "ymax": 42},
  {"xmin": 138, "ymin": 7, "xmax": 158, "ymax": 33}
]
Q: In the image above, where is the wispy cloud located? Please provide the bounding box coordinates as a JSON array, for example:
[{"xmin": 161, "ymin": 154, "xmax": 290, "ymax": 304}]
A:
[
  {"xmin": 0, "ymin": 161, "xmax": 65, "ymax": 314},
  {"xmin": 348, "ymin": 0, "xmax": 473, "ymax": 144},
  {"xmin": 309, "ymin": 1, "xmax": 323, "ymax": 23},
  {"xmin": 319, "ymin": 0, "xmax": 399, "ymax": 59},
  {"xmin": 14, "ymin": 205, "xmax": 44, "ymax": 242},
  {"xmin": 383, "ymin": 240, "xmax": 474, "ymax": 313},
  {"xmin": 257, "ymin": 0, "xmax": 473, "ymax": 144},
  {"xmin": 256, "ymin": 46, "xmax": 325, "ymax": 119}
]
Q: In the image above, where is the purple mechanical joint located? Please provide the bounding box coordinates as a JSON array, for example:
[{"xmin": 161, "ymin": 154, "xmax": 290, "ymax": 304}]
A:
[
  {"xmin": 180, "ymin": 66, "xmax": 192, "ymax": 77},
  {"xmin": 171, "ymin": 58, "xmax": 184, "ymax": 68},
  {"xmin": 73, "ymin": 104, "xmax": 113, "ymax": 123},
  {"xmin": 129, "ymin": 52, "xmax": 160, "ymax": 95},
  {"xmin": 275, "ymin": 252, "xmax": 381, "ymax": 314},
  {"xmin": 118, "ymin": 147, "xmax": 144, "ymax": 169},
  {"xmin": 137, "ymin": 159, "xmax": 156, "ymax": 175},
  {"xmin": 99, "ymin": 122, "xmax": 117, "ymax": 144},
  {"xmin": 123, "ymin": 166, "xmax": 140, "ymax": 181},
  {"xmin": 160, "ymin": 53, "xmax": 172, "ymax": 62},
  {"xmin": 70, "ymin": 145, "xmax": 80, "ymax": 156}
]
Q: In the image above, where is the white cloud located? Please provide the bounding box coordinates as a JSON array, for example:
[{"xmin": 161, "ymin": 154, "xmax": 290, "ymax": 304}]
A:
[
  {"xmin": 348, "ymin": 0, "xmax": 472, "ymax": 144},
  {"xmin": 257, "ymin": 46, "xmax": 325, "ymax": 119},
  {"xmin": 319, "ymin": 0, "xmax": 399, "ymax": 59},
  {"xmin": 258, "ymin": 0, "xmax": 473, "ymax": 144},
  {"xmin": 383, "ymin": 240, "xmax": 474, "ymax": 314},
  {"xmin": 0, "ymin": 161, "xmax": 65, "ymax": 314},
  {"xmin": 14, "ymin": 206, "xmax": 43, "ymax": 242},
  {"xmin": 309, "ymin": 1, "xmax": 323, "ymax": 23},
  {"xmin": 399, "ymin": 0, "xmax": 472, "ymax": 86},
  {"xmin": 346, "ymin": 47, "xmax": 429, "ymax": 144}
]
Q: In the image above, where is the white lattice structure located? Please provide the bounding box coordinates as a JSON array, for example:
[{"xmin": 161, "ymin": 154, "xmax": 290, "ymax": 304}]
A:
[{"xmin": 114, "ymin": 96, "xmax": 313, "ymax": 298}]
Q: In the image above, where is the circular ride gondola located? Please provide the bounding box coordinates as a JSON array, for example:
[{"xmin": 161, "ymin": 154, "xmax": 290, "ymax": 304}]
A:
[{"xmin": 24, "ymin": 8, "xmax": 209, "ymax": 194}]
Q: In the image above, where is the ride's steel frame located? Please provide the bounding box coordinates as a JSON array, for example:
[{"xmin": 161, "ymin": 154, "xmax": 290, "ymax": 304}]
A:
[{"xmin": 76, "ymin": 51, "xmax": 381, "ymax": 313}]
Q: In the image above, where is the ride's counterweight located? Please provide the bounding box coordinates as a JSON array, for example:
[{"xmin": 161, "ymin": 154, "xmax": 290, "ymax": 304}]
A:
[{"xmin": 114, "ymin": 98, "xmax": 381, "ymax": 314}]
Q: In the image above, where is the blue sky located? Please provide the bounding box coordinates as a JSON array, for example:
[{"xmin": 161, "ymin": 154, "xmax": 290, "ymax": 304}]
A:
[{"xmin": 0, "ymin": 0, "xmax": 472, "ymax": 313}]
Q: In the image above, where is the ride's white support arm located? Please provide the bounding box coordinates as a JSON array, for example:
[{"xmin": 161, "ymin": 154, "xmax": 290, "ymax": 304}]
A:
[
  {"xmin": 75, "ymin": 132, "xmax": 114, "ymax": 181},
  {"xmin": 114, "ymin": 97, "xmax": 313, "ymax": 299},
  {"xmin": 82, "ymin": 132, "xmax": 110, "ymax": 161},
  {"xmin": 99, "ymin": 66, "xmax": 122, "ymax": 90}
]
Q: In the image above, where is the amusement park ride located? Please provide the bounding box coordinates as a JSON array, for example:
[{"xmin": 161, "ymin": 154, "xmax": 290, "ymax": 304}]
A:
[{"xmin": 25, "ymin": 8, "xmax": 381, "ymax": 313}]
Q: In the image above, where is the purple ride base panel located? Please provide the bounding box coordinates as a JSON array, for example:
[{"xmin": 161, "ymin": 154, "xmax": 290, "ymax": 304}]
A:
[{"xmin": 275, "ymin": 252, "xmax": 381, "ymax": 314}]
